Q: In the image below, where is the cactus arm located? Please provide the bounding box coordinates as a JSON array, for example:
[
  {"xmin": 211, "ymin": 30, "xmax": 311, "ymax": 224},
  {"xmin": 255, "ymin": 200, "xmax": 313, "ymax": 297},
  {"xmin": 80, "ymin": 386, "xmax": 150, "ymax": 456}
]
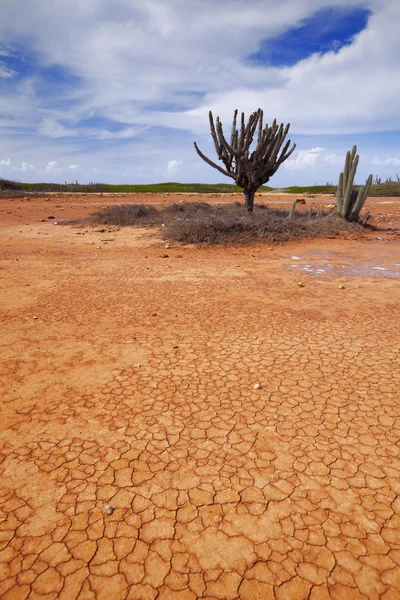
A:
[
  {"xmin": 342, "ymin": 154, "xmax": 359, "ymax": 218},
  {"xmin": 350, "ymin": 174, "xmax": 373, "ymax": 220},
  {"xmin": 336, "ymin": 172, "xmax": 344, "ymax": 216},
  {"xmin": 343, "ymin": 150, "xmax": 351, "ymax": 193}
]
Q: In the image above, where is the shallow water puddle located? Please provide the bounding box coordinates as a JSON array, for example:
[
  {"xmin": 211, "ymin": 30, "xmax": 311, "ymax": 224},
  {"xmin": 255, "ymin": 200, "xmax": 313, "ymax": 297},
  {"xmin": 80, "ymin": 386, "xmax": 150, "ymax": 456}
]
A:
[{"xmin": 285, "ymin": 252, "xmax": 400, "ymax": 279}]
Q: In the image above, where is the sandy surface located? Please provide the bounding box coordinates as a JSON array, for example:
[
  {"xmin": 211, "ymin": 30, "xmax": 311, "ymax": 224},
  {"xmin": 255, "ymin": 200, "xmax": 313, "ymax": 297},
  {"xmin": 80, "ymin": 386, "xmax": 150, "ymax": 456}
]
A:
[{"xmin": 0, "ymin": 193, "xmax": 399, "ymax": 599}]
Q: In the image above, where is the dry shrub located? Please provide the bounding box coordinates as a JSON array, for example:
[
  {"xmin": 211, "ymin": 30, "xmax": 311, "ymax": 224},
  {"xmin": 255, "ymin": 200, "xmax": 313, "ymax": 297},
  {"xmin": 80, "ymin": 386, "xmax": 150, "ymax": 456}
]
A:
[
  {"xmin": 93, "ymin": 203, "xmax": 158, "ymax": 225},
  {"xmin": 92, "ymin": 201, "xmax": 365, "ymax": 245},
  {"xmin": 163, "ymin": 212, "xmax": 363, "ymax": 245}
]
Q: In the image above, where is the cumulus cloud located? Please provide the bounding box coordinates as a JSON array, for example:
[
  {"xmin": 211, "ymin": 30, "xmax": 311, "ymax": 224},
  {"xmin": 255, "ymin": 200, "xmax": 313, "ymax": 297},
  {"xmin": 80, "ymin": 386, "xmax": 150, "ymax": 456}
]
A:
[
  {"xmin": 0, "ymin": 156, "xmax": 81, "ymax": 179},
  {"xmin": 44, "ymin": 161, "xmax": 62, "ymax": 173},
  {"xmin": 323, "ymin": 153, "xmax": 344, "ymax": 165},
  {"xmin": 166, "ymin": 159, "xmax": 182, "ymax": 175},
  {"xmin": 21, "ymin": 161, "xmax": 36, "ymax": 171},
  {"xmin": 284, "ymin": 147, "xmax": 326, "ymax": 171},
  {"xmin": 1, "ymin": 0, "xmax": 399, "ymax": 135},
  {"xmin": 372, "ymin": 156, "xmax": 400, "ymax": 167},
  {"xmin": 0, "ymin": 0, "xmax": 399, "ymax": 183}
]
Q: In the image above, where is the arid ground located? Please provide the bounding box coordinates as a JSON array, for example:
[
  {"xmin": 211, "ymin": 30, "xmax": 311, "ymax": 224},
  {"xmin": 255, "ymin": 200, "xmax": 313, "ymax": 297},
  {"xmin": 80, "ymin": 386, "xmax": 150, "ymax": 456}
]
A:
[{"xmin": 0, "ymin": 193, "xmax": 399, "ymax": 600}]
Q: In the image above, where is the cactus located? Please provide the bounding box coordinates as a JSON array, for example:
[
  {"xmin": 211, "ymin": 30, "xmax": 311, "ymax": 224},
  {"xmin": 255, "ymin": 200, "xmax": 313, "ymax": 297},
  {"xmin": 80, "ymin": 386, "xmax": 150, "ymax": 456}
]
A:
[
  {"xmin": 336, "ymin": 146, "xmax": 372, "ymax": 222},
  {"xmin": 308, "ymin": 206, "xmax": 313, "ymax": 219},
  {"xmin": 288, "ymin": 201, "xmax": 296, "ymax": 219},
  {"xmin": 194, "ymin": 109, "xmax": 296, "ymax": 213}
]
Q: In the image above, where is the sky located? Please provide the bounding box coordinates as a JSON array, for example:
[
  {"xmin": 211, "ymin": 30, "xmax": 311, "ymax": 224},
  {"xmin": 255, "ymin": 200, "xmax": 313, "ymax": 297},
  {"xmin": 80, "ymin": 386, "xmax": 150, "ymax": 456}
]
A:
[{"xmin": 0, "ymin": 0, "xmax": 399, "ymax": 186}]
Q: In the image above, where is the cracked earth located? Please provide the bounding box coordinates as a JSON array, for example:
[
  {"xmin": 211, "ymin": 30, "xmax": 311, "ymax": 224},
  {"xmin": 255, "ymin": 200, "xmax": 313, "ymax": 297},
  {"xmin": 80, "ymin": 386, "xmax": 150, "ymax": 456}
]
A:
[{"xmin": 0, "ymin": 194, "xmax": 399, "ymax": 599}]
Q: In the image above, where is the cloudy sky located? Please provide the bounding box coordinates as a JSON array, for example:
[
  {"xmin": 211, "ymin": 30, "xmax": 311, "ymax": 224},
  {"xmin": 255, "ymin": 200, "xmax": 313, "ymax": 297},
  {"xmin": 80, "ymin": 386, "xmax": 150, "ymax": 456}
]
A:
[{"xmin": 0, "ymin": 0, "xmax": 399, "ymax": 186}]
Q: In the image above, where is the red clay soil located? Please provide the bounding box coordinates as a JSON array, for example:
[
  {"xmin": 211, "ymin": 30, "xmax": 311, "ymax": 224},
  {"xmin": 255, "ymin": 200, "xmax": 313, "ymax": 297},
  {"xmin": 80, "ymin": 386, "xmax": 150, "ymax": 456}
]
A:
[{"xmin": 0, "ymin": 193, "xmax": 399, "ymax": 600}]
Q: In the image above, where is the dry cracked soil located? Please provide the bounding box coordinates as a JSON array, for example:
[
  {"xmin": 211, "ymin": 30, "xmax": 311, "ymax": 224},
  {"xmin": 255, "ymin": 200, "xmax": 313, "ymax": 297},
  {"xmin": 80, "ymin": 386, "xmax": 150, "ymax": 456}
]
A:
[{"xmin": 0, "ymin": 192, "xmax": 399, "ymax": 600}]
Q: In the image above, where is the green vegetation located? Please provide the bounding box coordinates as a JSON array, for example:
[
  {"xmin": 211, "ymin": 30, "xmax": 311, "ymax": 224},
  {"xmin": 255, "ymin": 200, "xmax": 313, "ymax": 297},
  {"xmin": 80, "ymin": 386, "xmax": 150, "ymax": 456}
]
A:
[
  {"xmin": 283, "ymin": 183, "xmax": 400, "ymax": 197},
  {"xmin": 283, "ymin": 185, "xmax": 337, "ymax": 194},
  {"xmin": 12, "ymin": 181, "xmax": 273, "ymax": 194},
  {"xmin": 367, "ymin": 182, "xmax": 400, "ymax": 196},
  {"xmin": 1, "ymin": 178, "xmax": 399, "ymax": 197}
]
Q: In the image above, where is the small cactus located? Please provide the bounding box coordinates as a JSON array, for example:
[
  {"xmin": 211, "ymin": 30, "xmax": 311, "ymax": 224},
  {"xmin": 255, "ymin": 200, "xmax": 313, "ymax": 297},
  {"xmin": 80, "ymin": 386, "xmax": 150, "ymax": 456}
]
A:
[
  {"xmin": 288, "ymin": 201, "xmax": 296, "ymax": 219},
  {"xmin": 336, "ymin": 146, "xmax": 372, "ymax": 222},
  {"xmin": 308, "ymin": 206, "xmax": 313, "ymax": 219}
]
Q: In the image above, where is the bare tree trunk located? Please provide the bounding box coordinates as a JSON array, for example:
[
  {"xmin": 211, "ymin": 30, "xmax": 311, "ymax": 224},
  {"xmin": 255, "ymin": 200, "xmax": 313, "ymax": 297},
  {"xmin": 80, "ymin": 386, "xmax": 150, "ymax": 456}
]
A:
[{"xmin": 244, "ymin": 188, "xmax": 256, "ymax": 213}]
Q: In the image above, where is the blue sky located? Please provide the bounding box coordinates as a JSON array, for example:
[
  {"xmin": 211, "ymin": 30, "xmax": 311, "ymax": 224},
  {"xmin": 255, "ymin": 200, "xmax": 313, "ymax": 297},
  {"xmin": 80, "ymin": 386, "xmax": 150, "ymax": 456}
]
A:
[{"xmin": 0, "ymin": 0, "xmax": 399, "ymax": 186}]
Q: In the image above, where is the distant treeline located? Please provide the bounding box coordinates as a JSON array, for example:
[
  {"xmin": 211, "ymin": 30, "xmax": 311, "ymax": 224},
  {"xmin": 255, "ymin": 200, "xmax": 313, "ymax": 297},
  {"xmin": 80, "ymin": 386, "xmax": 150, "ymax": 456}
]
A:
[{"xmin": 1, "ymin": 178, "xmax": 399, "ymax": 196}]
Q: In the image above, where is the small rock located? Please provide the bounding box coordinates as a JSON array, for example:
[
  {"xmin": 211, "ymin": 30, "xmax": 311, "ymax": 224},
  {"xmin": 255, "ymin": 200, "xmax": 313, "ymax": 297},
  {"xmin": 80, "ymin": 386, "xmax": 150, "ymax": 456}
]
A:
[
  {"xmin": 48, "ymin": 216, "xmax": 55, "ymax": 219},
  {"xmin": 338, "ymin": 284, "xmax": 346, "ymax": 289},
  {"xmin": 97, "ymin": 246, "xmax": 101, "ymax": 249},
  {"xmin": 254, "ymin": 383, "xmax": 262, "ymax": 390},
  {"xmin": 162, "ymin": 254, "xmax": 169, "ymax": 258},
  {"xmin": 53, "ymin": 222, "xmax": 58, "ymax": 225},
  {"xmin": 33, "ymin": 316, "xmax": 38, "ymax": 320},
  {"xmin": 102, "ymin": 504, "xmax": 115, "ymax": 515},
  {"xmin": 298, "ymin": 282, "xmax": 305, "ymax": 287},
  {"xmin": 165, "ymin": 244, "xmax": 170, "ymax": 249},
  {"xmin": 295, "ymin": 199, "xmax": 306, "ymax": 205}
]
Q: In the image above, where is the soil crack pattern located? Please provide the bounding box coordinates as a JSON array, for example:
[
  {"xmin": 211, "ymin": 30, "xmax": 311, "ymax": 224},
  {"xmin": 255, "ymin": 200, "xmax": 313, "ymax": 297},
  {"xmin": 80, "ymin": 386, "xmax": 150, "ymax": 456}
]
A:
[{"xmin": 0, "ymin": 229, "xmax": 399, "ymax": 599}]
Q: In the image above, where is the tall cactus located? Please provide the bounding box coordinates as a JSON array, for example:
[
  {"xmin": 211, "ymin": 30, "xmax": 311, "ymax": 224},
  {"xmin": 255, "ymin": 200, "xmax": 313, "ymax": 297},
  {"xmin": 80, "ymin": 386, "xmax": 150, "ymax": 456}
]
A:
[
  {"xmin": 336, "ymin": 146, "xmax": 372, "ymax": 222},
  {"xmin": 194, "ymin": 109, "xmax": 296, "ymax": 213}
]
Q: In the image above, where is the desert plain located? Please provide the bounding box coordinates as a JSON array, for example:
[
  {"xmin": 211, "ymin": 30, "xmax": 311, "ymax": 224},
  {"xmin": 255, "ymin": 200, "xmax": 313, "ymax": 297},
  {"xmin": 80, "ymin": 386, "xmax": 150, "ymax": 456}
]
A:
[{"xmin": 0, "ymin": 192, "xmax": 399, "ymax": 599}]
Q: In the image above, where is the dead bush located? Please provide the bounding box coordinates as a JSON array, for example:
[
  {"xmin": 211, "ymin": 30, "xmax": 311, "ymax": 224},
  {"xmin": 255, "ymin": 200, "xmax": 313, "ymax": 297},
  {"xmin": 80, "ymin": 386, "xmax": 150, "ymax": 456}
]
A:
[
  {"xmin": 162, "ymin": 212, "xmax": 363, "ymax": 245},
  {"xmin": 92, "ymin": 202, "xmax": 365, "ymax": 245},
  {"xmin": 93, "ymin": 203, "xmax": 158, "ymax": 225}
]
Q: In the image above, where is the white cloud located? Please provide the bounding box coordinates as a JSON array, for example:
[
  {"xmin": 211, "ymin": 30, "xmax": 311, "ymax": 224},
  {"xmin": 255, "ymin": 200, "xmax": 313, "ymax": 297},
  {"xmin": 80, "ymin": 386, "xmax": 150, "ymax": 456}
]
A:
[
  {"xmin": 44, "ymin": 161, "xmax": 62, "ymax": 173},
  {"xmin": 21, "ymin": 161, "xmax": 36, "ymax": 171},
  {"xmin": 372, "ymin": 156, "xmax": 400, "ymax": 167},
  {"xmin": 0, "ymin": 61, "xmax": 16, "ymax": 78},
  {"xmin": 0, "ymin": 157, "xmax": 12, "ymax": 167},
  {"xmin": 323, "ymin": 153, "xmax": 344, "ymax": 165},
  {"xmin": 68, "ymin": 164, "xmax": 79, "ymax": 170},
  {"xmin": 166, "ymin": 159, "xmax": 182, "ymax": 175},
  {"xmin": 0, "ymin": 0, "xmax": 399, "ymax": 184},
  {"xmin": 284, "ymin": 147, "xmax": 325, "ymax": 171},
  {"xmin": 39, "ymin": 119, "xmax": 76, "ymax": 138}
]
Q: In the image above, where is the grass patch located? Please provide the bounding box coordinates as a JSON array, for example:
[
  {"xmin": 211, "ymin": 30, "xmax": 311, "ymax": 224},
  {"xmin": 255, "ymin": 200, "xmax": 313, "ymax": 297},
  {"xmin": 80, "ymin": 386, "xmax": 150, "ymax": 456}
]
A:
[
  {"xmin": 368, "ymin": 182, "xmax": 400, "ymax": 197},
  {"xmin": 18, "ymin": 181, "xmax": 273, "ymax": 194},
  {"xmin": 284, "ymin": 182, "xmax": 400, "ymax": 197},
  {"xmin": 92, "ymin": 201, "xmax": 365, "ymax": 245},
  {"xmin": 284, "ymin": 185, "xmax": 336, "ymax": 194}
]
